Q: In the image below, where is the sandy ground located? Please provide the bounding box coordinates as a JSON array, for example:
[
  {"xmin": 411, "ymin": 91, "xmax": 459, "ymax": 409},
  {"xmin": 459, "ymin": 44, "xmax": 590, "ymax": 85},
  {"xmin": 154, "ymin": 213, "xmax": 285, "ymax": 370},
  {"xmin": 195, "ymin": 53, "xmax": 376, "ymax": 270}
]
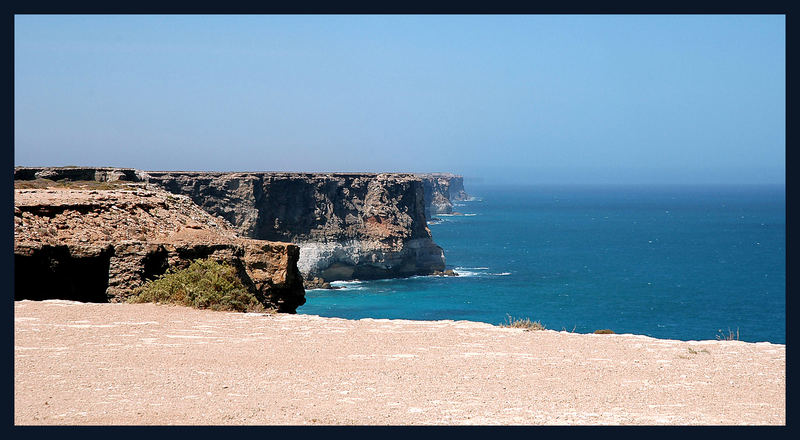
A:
[{"xmin": 14, "ymin": 300, "xmax": 785, "ymax": 425}]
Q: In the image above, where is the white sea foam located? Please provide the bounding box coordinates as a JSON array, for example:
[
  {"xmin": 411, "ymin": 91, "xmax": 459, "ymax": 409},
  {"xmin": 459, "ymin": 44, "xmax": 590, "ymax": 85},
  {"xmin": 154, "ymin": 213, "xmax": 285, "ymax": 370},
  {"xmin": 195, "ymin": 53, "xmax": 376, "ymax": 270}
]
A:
[
  {"xmin": 325, "ymin": 280, "xmax": 367, "ymax": 291},
  {"xmin": 453, "ymin": 267, "xmax": 488, "ymax": 277},
  {"xmin": 330, "ymin": 280, "xmax": 364, "ymax": 287},
  {"xmin": 453, "ymin": 267, "xmax": 510, "ymax": 277},
  {"xmin": 434, "ymin": 213, "xmax": 477, "ymax": 217},
  {"xmin": 326, "ymin": 281, "xmax": 366, "ymax": 291}
]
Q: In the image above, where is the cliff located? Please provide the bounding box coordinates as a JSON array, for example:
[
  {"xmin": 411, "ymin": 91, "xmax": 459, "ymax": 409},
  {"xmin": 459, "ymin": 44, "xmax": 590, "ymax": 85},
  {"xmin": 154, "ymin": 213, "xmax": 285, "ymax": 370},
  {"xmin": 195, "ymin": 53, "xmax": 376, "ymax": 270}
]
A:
[
  {"xmin": 144, "ymin": 172, "xmax": 446, "ymax": 281},
  {"xmin": 417, "ymin": 173, "xmax": 470, "ymax": 218},
  {"xmin": 14, "ymin": 166, "xmax": 147, "ymax": 183},
  {"xmin": 14, "ymin": 167, "xmax": 458, "ymax": 284},
  {"xmin": 13, "ymin": 182, "xmax": 305, "ymax": 312}
]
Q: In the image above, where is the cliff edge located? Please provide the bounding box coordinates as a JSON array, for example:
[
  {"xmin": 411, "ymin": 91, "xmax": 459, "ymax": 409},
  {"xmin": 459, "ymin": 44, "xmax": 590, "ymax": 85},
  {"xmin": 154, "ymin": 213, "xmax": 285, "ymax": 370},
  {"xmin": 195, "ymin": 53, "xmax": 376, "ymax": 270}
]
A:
[
  {"xmin": 13, "ymin": 180, "xmax": 305, "ymax": 312},
  {"xmin": 14, "ymin": 167, "xmax": 463, "ymax": 284},
  {"xmin": 417, "ymin": 173, "xmax": 469, "ymax": 218},
  {"xmin": 145, "ymin": 172, "xmax": 446, "ymax": 281}
]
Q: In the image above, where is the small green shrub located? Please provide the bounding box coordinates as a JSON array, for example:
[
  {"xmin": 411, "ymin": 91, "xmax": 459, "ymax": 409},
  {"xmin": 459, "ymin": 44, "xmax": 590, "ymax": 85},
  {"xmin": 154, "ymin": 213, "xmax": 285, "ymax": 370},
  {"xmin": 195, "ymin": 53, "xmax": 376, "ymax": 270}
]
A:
[
  {"xmin": 500, "ymin": 314, "xmax": 546, "ymax": 331},
  {"xmin": 593, "ymin": 329, "xmax": 615, "ymax": 334},
  {"xmin": 128, "ymin": 259, "xmax": 269, "ymax": 313}
]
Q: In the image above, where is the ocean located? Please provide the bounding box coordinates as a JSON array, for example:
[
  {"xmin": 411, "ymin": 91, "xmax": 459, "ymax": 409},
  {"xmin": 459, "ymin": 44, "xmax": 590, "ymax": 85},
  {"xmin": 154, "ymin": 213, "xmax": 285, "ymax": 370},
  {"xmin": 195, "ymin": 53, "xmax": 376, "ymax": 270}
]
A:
[{"xmin": 298, "ymin": 184, "xmax": 786, "ymax": 344}]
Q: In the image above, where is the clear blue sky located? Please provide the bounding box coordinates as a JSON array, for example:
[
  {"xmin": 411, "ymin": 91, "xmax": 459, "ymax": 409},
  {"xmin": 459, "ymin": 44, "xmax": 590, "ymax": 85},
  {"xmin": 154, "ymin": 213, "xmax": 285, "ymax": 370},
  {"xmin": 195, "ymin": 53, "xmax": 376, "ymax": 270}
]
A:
[{"xmin": 14, "ymin": 15, "xmax": 785, "ymax": 184}]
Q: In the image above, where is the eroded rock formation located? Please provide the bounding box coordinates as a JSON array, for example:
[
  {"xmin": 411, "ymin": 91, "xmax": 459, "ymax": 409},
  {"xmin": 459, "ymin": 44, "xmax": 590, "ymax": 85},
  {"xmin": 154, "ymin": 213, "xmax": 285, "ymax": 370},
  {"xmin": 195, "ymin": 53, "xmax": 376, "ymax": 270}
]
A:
[
  {"xmin": 13, "ymin": 184, "xmax": 305, "ymax": 312},
  {"xmin": 417, "ymin": 173, "xmax": 470, "ymax": 218},
  {"xmin": 14, "ymin": 166, "xmax": 147, "ymax": 183},
  {"xmin": 145, "ymin": 172, "xmax": 446, "ymax": 281},
  {"xmin": 14, "ymin": 167, "xmax": 465, "ymax": 284}
]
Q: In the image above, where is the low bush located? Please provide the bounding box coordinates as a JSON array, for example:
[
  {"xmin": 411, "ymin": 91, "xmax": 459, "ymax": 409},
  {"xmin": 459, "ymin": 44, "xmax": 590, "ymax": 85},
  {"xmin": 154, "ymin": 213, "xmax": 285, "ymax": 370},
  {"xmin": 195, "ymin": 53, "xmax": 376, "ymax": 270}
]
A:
[
  {"xmin": 716, "ymin": 328, "xmax": 740, "ymax": 341},
  {"xmin": 500, "ymin": 314, "xmax": 546, "ymax": 331},
  {"xmin": 128, "ymin": 259, "xmax": 270, "ymax": 313},
  {"xmin": 593, "ymin": 329, "xmax": 615, "ymax": 334},
  {"xmin": 14, "ymin": 179, "xmax": 134, "ymax": 190}
]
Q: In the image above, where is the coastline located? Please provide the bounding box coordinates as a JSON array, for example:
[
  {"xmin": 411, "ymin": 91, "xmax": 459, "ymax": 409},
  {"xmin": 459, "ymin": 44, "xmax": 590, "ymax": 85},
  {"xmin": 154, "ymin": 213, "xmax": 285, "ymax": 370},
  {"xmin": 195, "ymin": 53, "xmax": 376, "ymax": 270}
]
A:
[
  {"xmin": 15, "ymin": 300, "xmax": 785, "ymax": 425},
  {"xmin": 14, "ymin": 168, "xmax": 461, "ymax": 284}
]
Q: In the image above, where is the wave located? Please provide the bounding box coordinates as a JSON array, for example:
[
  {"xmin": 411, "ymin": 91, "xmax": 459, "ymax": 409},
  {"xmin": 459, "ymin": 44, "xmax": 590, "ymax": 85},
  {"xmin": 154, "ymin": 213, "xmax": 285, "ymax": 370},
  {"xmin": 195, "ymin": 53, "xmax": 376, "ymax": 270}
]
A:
[
  {"xmin": 305, "ymin": 280, "xmax": 368, "ymax": 292},
  {"xmin": 329, "ymin": 286, "xmax": 367, "ymax": 292},
  {"xmin": 453, "ymin": 267, "xmax": 488, "ymax": 277},
  {"xmin": 437, "ymin": 213, "xmax": 476, "ymax": 217},
  {"xmin": 453, "ymin": 267, "xmax": 510, "ymax": 277},
  {"xmin": 329, "ymin": 280, "xmax": 364, "ymax": 287},
  {"xmin": 451, "ymin": 270, "xmax": 482, "ymax": 277}
]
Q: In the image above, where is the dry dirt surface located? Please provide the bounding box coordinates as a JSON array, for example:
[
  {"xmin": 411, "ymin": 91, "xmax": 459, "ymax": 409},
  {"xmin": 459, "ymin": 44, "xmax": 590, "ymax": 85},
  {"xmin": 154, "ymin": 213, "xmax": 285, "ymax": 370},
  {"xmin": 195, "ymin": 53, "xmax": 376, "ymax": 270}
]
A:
[{"xmin": 14, "ymin": 300, "xmax": 785, "ymax": 425}]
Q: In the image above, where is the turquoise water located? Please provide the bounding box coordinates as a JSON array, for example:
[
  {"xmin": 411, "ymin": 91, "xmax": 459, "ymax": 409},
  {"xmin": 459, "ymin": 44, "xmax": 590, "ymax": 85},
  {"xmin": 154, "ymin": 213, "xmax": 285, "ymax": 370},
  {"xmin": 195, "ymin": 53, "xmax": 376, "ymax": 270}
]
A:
[{"xmin": 298, "ymin": 184, "xmax": 786, "ymax": 343}]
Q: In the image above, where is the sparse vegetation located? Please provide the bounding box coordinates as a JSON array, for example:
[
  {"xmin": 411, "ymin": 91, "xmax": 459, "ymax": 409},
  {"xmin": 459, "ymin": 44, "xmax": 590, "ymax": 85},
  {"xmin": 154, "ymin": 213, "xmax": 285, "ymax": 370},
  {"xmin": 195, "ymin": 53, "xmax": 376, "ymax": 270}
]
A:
[
  {"xmin": 716, "ymin": 328, "xmax": 740, "ymax": 341},
  {"xmin": 500, "ymin": 314, "xmax": 546, "ymax": 331},
  {"xmin": 15, "ymin": 179, "xmax": 136, "ymax": 190},
  {"xmin": 128, "ymin": 259, "xmax": 272, "ymax": 313},
  {"xmin": 593, "ymin": 329, "xmax": 615, "ymax": 334}
]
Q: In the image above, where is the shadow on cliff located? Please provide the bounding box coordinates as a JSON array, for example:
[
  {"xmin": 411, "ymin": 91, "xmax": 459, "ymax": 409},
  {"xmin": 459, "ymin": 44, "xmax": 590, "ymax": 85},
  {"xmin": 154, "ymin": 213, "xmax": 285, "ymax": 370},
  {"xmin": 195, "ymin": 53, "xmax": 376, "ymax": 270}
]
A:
[{"xmin": 15, "ymin": 246, "xmax": 113, "ymax": 302}]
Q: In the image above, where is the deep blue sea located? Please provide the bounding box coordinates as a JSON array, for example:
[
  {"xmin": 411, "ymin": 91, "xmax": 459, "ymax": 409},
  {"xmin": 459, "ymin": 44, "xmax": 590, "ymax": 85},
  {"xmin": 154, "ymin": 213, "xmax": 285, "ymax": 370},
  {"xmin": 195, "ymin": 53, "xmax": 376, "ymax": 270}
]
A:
[{"xmin": 298, "ymin": 184, "xmax": 786, "ymax": 344}]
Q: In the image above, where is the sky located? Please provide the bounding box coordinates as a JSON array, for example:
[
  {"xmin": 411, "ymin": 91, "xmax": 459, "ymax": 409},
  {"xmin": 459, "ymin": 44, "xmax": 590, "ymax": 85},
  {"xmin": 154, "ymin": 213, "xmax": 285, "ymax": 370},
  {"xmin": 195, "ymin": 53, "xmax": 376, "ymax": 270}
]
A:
[{"xmin": 14, "ymin": 15, "xmax": 785, "ymax": 184}]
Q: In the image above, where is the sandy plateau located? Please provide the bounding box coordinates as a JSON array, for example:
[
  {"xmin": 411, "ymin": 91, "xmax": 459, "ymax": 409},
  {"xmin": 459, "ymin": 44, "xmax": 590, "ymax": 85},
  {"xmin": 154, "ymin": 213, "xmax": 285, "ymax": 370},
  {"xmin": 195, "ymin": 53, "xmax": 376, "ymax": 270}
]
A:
[{"xmin": 14, "ymin": 300, "xmax": 784, "ymax": 425}]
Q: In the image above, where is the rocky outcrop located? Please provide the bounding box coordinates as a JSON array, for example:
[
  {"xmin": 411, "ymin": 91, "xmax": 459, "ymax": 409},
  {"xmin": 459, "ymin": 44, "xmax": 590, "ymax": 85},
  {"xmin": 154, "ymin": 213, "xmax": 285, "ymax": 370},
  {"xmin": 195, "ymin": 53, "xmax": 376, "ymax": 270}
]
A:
[
  {"xmin": 14, "ymin": 167, "xmax": 461, "ymax": 284},
  {"xmin": 14, "ymin": 166, "xmax": 147, "ymax": 183},
  {"xmin": 417, "ymin": 173, "xmax": 470, "ymax": 218},
  {"xmin": 448, "ymin": 176, "xmax": 470, "ymax": 201},
  {"xmin": 145, "ymin": 172, "xmax": 446, "ymax": 281},
  {"xmin": 13, "ymin": 185, "xmax": 305, "ymax": 312}
]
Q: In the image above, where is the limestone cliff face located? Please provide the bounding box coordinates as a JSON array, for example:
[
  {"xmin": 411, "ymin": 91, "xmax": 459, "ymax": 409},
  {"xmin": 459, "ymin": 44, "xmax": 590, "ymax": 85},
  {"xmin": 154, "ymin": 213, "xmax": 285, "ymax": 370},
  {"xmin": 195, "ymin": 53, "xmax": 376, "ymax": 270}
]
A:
[
  {"xmin": 13, "ymin": 183, "xmax": 305, "ymax": 312},
  {"xmin": 417, "ymin": 173, "xmax": 470, "ymax": 218},
  {"xmin": 448, "ymin": 176, "xmax": 470, "ymax": 201},
  {"xmin": 14, "ymin": 167, "xmax": 454, "ymax": 283},
  {"xmin": 145, "ymin": 172, "xmax": 446, "ymax": 281},
  {"xmin": 14, "ymin": 166, "xmax": 147, "ymax": 183}
]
